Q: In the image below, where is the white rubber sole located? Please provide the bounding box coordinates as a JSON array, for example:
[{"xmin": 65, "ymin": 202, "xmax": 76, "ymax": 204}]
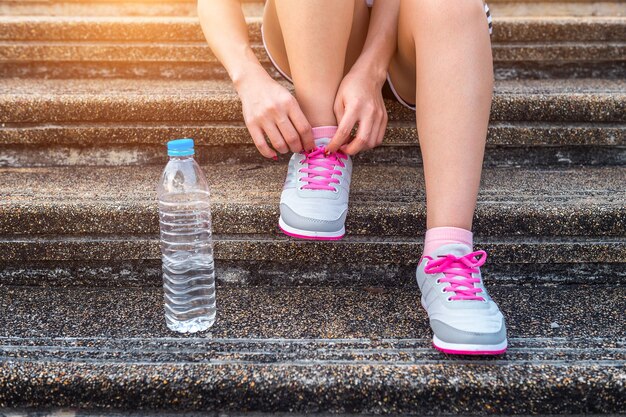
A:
[
  {"xmin": 278, "ymin": 217, "xmax": 345, "ymax": 240},
  {"xmin": 433, "ymin": 335, "xmax": 508, "ymax": 355},
  {"xmin": 420, "ymin": 299, "xmax": 507, "ymax": 355}
]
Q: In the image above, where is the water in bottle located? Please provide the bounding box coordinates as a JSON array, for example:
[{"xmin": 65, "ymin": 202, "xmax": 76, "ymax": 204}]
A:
[{"xmin": 157, "ymin": 138, "xmax": 216, "ymax": 333}]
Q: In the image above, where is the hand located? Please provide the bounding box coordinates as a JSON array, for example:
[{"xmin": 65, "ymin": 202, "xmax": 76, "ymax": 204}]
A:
[
  {"xmin": 326, "ymin": 68, "xmax": 388, "ymax": 155},
  {"xmin": 236, "ymin": 67, "xmax": 314, "ymax": 159}
]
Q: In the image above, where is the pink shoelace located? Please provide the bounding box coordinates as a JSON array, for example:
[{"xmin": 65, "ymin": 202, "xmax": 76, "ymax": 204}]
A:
[
  {"xmin": 299, "ymin": 146, "xmax": 348, "ymax": 191},
  {"xmin": 424, "ymin": 250, "xmax": 488, "ymax": 301}
]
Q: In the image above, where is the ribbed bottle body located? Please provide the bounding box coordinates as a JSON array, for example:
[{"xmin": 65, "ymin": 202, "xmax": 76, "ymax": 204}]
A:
[{"xmin": 157, "ymin": 155, "xmax": 215, "ymax": 333}]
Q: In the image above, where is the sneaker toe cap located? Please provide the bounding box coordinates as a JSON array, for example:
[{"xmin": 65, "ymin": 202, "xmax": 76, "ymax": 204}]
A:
[
  {"xmin": 430, "ymin": 318, "xmax": 507, "ymax": 346},
  {"xmin": 280, "ymin": 203, "xmax": 347, "ymax": 233}
]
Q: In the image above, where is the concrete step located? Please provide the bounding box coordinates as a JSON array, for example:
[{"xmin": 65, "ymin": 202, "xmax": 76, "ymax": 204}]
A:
[
  {"xmin": 491, "ymin": 1, "xmax": 626, "ymax": 17},
  {"xmin": 0, "ymin": 15, "xmax": 623, "ymax": 79},
  {"xmin": 0, "ymin": 283, "xmax": 623, "ymax": 413},
  {"xmin": 0, "ymin": 1, "xmax": 263, "ymax": 17},
  {"xmin": 1, "ymin": 164, "xmax": 624, "ymax": 237},
  {"xmin": 0, "ymin": 163, "xmax": 624, "ymax": 286},
  {"xmin": 0, "ymin": 0, "xmax": 623, "ymax": 17},
  {"xmin": 2, "ymin": 234, "xmax": 624, "ymax": 287},
  {"xmin": 2, "ymin": 78, "xmax": 622, "ymax": 123},
  {"xmin": 2, "ymin": 15, "xmax": 623, "ymax": 42},
  {"xmin": 0, "ymin": 78, "xmax": 623, "ymax": 167},
  {"xmin": 2, "ymin": 125, "xmax": 625, "ymax": 168}
]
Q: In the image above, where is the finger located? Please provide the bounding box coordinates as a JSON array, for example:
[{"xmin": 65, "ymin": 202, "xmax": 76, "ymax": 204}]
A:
[
  {"xmin": 342, "ymin": 116, "xmax": 374, "ymax": 156},
  {"xmin": 367, "ymin": 109, "xmax": 384, "ymax": 150},
  {"xmin": 276, "ymin": 117, "xmax": 302, "ymax": 153},
  {"xmin": 333, "ymin": 97, "xmax": 345, "ymax": 128},
  {"xmin": 376, "ymin": 110, "xmax": 388, "ymax": 147},
  {"xmin": 248, "ymin": 125, "xmax": 277, "ymax": 159},
  {"xmin": 263, "ymin": 123, "xmax": 289, "ymax": 154},
  {"xmin": 368, "ymin": 119, "xmax": 381, "ymax": 151},
  {"xmin": 327, "ymin": 109, "xmax": 358, "ymax": 154},
  {"xmin": 374, "ymin": 119, "xmax": 385, "ymax": 148},
  {"xmin": 287, "ymin": 104, "xmax": 314, "ymax": 151}
]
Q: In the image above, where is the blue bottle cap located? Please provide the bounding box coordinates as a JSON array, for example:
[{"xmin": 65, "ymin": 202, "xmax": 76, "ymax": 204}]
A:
[{"xmin": 167, "ymin": 138, "xmax": 195, "ymax": 156}]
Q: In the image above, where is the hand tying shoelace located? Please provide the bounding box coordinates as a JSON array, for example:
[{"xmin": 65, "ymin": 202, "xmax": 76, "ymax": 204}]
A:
[
  {"xmin": 424, "ymin": 250, "xmax": 488, "ymax": 301},
  {"xmin": 299, "ymin": 146, "xmax": 348, "ymax": 191}
]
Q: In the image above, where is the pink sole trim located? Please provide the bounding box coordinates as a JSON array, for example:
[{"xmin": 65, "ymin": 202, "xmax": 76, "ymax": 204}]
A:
[
  {"xmin": 279, "ymin": 225, "xmax": 344, "ymax": 241},
  {"xmin": 433, "ymin": 342, "xmax": 507, "ymax": 356}
]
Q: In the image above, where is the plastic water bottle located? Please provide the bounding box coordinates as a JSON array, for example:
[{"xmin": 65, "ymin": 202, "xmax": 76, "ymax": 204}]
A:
[{"xmin": 157, "ymin": 138, "xmax": 216, "ymax": 333}]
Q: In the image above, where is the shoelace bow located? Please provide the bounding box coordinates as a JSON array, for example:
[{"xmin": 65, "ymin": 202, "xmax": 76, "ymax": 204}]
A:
[
  {"xmin": 424, "ymin": 250, "xmax": 488, "ymax": 301},
  {"xmin": 299, "ymin": 146, "xmax": 347, "ymax": 191}
]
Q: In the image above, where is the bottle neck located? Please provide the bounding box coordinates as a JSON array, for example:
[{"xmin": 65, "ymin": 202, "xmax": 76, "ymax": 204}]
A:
[{"xmin": 169, "ymin": 155, "xmax": 194, "ymax": 161}]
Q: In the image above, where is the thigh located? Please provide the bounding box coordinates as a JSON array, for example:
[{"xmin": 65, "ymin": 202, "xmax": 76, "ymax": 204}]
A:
[
  {"xmin": 262, "ymin": 0, "xmax": 371, "ymax": 80},
  {"xmin": 389, "ymin": 0, "xmax": 493, "ymax": 106}
]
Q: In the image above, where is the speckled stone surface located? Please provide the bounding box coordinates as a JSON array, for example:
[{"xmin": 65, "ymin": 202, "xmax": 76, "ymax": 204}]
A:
[
  {"xmin": 0, "ymin": 42, "xmax": 269, "ymax": 65},
  {"xmin": 1, "ymin": 0, "xmax": 624, "ymax": 19},
  {"xmin": 2, "ymin": 0, "xmax": 623, "ymax": 17},
  {"xmin": 0, "ymin": 2, "xmax": 262, "ymax": 18},
  {"xmin": 1, "ymin": 78, "xmax": 624, "ymax": 124},
  {"xmin": 0, "ymin": 283, "xmax": 624, "ymax": 340},
  {"xmin": 492, "ymin": 1, "xmax": 626, "ymax": 17},
  {"xmin": 493, "ymin": 16, "xmax": 626, "ymax": 42},
  {"xmin": 0, "ymin": 16, "xmax": 624, "ymax": 43},
  {"xmin": 0, "ymin": 284, "xmax": 623, "ymax": 413},
  {"xmin": 0, "ymin": 413, "xmax": 621, "ymax": 417},
  {"xmin": 0, "ymin": 15, "xmax": 624, "ymax": 80},
  {"xmin": 0, "ymin": 164, "xmax": 623, "ymax": 237},
  {"xmin": 0, "ymin": 235, "xmax": 624, "ymax": 266},
  {"xmin": 491, "ymin": 42, "xmax": 625, "ymax": 63},
  {"xmin": 1, "ymin": 121, "xmax": 623, "ymax": 147},
  {"xmin": 2, "ymin": 58, "xmax": 623, "ymax": 81},
  {"xmin": 3, "ymin": 144, "xmax": 625, "ymax": 168},
  {"xmin": 0, "ymin": 43, "xmax": 623, "ymax": 81},
  {"xmin": 1, "ymin": 259, "xmax": 624, "ymax": 287}
]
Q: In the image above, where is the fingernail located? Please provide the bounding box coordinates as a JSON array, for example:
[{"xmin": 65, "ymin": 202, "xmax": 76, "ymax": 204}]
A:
[{"xmin": 272, "ymin": 156, "xmax": 278, "ymax": 161}]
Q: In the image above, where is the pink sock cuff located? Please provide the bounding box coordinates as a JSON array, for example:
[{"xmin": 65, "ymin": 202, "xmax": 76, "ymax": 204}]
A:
[
  {"xmin": 424, "ymin": 226, "xmax": 473, "ymax": 256},
  {"xmin": 312, "ymin": 126, "xmax": 338, "ymax": 139},
  {"xmin": 426, "ymin": 226, "xmax": 473, "ymax": 245}
]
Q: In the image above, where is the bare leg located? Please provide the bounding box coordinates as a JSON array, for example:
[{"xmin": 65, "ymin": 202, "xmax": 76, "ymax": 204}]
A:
[
  {"xmin": 263, "ymin": 0, "xmax": 370, "ymax": 127},
  {"xmin": 390, "ymin": 0, "xmax": 494, "ymax": 230}
]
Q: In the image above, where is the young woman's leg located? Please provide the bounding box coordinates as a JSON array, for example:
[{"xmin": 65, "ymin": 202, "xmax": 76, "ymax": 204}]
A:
[
  {"xmin": 263, "ymin": 0, "xmax": 371, "ymax": 240},
  {"xmin": 263, "ymin": 0, "xmax": 370, "ymax": 126},
  {"xmin": 391, "ymin": 0, "xmax": 507, "ymax": 355},
  {"xmin": 390, "ymin": 0, "xmax": 493, "ymax": 231}
]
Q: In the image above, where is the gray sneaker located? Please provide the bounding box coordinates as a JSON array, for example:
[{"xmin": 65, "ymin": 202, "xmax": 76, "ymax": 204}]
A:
[
  {"xmin": 279, "ymin": 137, "xmax": 352, "ymax": 240},
  {"xmin": 416, "ymin": 243, "xmax": 507, "ymax": 355}
]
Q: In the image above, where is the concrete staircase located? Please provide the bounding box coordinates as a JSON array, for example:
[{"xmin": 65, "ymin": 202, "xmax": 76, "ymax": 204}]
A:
[{"xmin": 0, "ymin": 0, "xmax": 624, "ymax": 414}]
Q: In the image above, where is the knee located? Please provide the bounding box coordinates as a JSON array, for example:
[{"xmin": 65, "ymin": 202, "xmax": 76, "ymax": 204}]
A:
[{"xmin": 402, "ymin": 0, "xmax": 486, "ymax": 25}]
